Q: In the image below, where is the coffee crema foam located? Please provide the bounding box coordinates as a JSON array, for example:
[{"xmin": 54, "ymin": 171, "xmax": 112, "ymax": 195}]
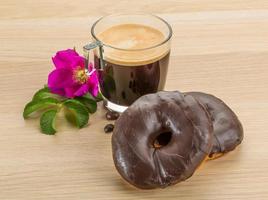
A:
[{"xmin": 96, "ymin": 24, "xmax": 170, "ymax": 66}]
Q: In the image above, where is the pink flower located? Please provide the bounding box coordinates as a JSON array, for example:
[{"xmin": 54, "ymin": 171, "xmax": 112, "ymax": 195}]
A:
[{"xmin": 47, "ymin": 49, "xmax": 99, "ymax": 98}]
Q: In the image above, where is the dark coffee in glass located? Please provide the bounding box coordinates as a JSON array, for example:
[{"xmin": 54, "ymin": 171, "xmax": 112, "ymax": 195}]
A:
[{"xmin": 84, "ymin": 14, "xmax": 172, "ymax": 112}]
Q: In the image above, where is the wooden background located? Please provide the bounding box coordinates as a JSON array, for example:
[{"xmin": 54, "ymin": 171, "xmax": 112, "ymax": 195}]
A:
[{"xmin": 0, "ymin": 0, "xmax": 268, "ymax": 199}]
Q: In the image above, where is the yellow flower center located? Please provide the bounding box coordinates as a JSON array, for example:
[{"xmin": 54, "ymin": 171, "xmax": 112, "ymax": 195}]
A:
[{"xmin": 74, "ymin": 68, "xmax": 88, "ymax": 84}]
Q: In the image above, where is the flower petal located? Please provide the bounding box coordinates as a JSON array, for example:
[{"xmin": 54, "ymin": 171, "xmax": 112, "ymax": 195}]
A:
[
  {"xmin": 52, "ymin": 56, "xmax": 66, "ymax": 69},
  {"xmin": 52, "ymin": 49, "xmax": 85, "ymax": 69},
  {"xmin": 74, "ymin": 84, "xmax": 89, "ymax": 97},
  {"xmin": 88, "ymin": 62, "xmax": 93, "ymax": 71},
  {"xmin": 60, "ymin": 49, "xmax": 79, "ymax": 56},
  {"xmin": 64, "ymin": 85, "xmax": 80, "ymax": 98},
  {"xmin": 52, "ymin": 49, "xmax": 77, "ymax": 69},
  {"xmin": 48, "ymin": 68, "xmax": 74, "ymax": 89},
  {"xmin": 70, "ymin": 55, "xmax": 85, "ymax": 69},
  {"xmin": 87, "ymin": 71, "xmax": 99, "ymax": 97}
]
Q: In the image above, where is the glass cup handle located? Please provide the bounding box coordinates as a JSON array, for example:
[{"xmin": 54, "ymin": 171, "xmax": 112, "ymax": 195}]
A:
[{"xmin": 83, "ymin": 41, "xmax": 104, "ymax": 71}]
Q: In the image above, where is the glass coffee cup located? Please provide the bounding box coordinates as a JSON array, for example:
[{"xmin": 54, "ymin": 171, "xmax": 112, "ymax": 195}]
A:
[{"xmin": 83, "ymin": 14, "xmax": 172, "ymax": 112}]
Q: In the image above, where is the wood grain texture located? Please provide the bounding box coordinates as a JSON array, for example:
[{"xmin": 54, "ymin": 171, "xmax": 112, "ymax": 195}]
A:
[{"xmin": 0, "ymin": 1, "xmax": 268, "ymax": 199}]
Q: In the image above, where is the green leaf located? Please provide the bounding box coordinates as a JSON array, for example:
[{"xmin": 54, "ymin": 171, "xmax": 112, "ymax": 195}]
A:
[
  {"xmin": 63, "ymin": 99, "xmax": 89, "ymax": 128},
  {"xmin": 23, "ymin": 98, "xmax": 59, "ymax": 119},
  {"xmin": 75, "ymin": 96, "xmax": 97, "ymax": 114},
  {"xmin": 64, "ymin": 99, "xmax": 87, "ymax": 108},
  {"xmin": 40, "ymin": 110, "xmax": 57, "ymax": 135},
  {"xmin": 95, "ymin": 92, "xmax": 103, "ymax": 102},
  {"xmin": 82, "ymin": 92, "xmax": 103, "ymax": 102},
  {"xmin": 33, "ymin": 87, "xmax": 64, "ymax": 101},
  {"xmin": 81, "ymin": 93, "xmax": 95, "ymax": 100}
]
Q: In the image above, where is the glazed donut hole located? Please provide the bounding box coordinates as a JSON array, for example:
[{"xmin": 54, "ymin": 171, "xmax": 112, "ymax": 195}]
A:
[
  {"xmin": 150, "ymin": 109, "xmax": 176, "ymax": 150},
  {"xmin": 146, "ymin": 101, "xmax": 196, "ymax": 153},
  {"xmin": 152, "ymin": 130, "xmax": 172, "ymax": 149}
]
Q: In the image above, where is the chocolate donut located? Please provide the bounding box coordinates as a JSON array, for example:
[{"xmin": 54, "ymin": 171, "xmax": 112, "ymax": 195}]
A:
[
  {"xmin": 112, "ymin": 91, "xmax": 213, "ymax": 189},
  {"xmin": 186, "ymin": 92, "xmax": 243, "ymax": 159}
]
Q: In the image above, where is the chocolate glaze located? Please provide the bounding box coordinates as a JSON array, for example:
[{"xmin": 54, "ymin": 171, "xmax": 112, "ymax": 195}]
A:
[
  {"xmin": 186, "ymin": 92, "xmax": 243, "ymax": 158},
  {"xmin": 112, "ymin": 91, "xmax": 213, "ymax": 189}
]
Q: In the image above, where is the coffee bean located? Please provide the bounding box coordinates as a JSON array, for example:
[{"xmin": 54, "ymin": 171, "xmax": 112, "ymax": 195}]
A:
[
  {"xmin": 104, "ymin": 124, "xmax": 114, "ymax": 133},
  {"xmin": 106, "ymin": 111, "xmax": 120, "ymax": 120}
]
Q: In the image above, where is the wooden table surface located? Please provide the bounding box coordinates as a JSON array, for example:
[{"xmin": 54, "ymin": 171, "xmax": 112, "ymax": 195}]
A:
[{"xmin": 1, "ymin": 1, "xmax": 268, "ymax": 199}]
